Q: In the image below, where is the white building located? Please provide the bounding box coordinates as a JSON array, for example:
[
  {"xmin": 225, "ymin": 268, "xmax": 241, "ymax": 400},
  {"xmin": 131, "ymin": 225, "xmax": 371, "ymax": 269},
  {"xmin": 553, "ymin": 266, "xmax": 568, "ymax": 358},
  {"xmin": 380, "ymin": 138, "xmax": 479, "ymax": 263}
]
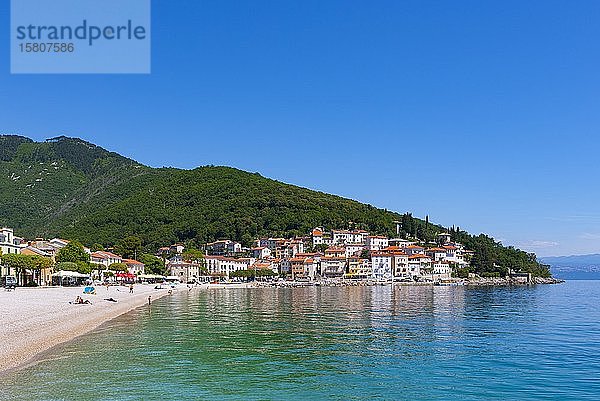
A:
[
  {"xmin": 426, "ymin": 247, "xmax": 448, "ymax": 262},
  {"xmin": 169, "ymin": 261, "xmax": 203, "ymax": 283},
  {"xmin": 404, "ymin": 244, "xmax": 425, "ymax": 256},
  {"xmin": 324, "ymin": 246, "xmax": 346, "ymax": 258},
  {"xmin": 206, "ymin": 240, "xmax": 242, "ymax": 256},
  {"xmin": 251, "ymin": 247, "xmax": 272, "ymax": 259},
  {"xmin": 0, "ymin": 228, "xmax": 22, "ymax": 256},
  {"xmin": 331, "ymin": 229, "xmax": 369, "ymax": 245},
  {"xmin": 205, "ymin": 256, "xmax": 254, "ymax": 278},
  {"xmin": 388, "ymin": 238, "xmax": 415, "ymax": 248},
  {"xmin": 443, "ymin": 245, "xmax": 465, "ymax": 264},
  {"xmin": 320, "ymin": 256, "xmax": 346, "ymax": 278},
  {"xmin": 433, "ymin": 261, "xmax": 451, "ymax": 279},
  {"xmin": 123, "ymin": 259, "xmax": 145, "ymax": 276},
  {"xmin": 365, "ymin": 235, "xmax": 389, "ymax": 251},
  {"xmin": 286, "ymin": 240, "xmax": 305, "ymax": 257},
  {"xmin": 171, "ymin": 244, "xmax": 185, "ymax": 254},
  {"xmin": 371, "ymin": 252, "xmax": 393, "ymax": 280},
  {"xmin": 344, "ymin": 244, "xmax": 364, "ymax": 258},
  {"xmin": 312, "ymin": 228, "xmax": 324, "ymax": 246},
  {"xmin": 392, "ymin": 254, "xmax": 409, "ymax": 278},
  {"xmin": 90, "ymin": 251, "xmax": 123, "ymax": 267},
  {"xmin": 407, "ymin": 254, "xmax": 431, "ymax": 278},
  {"xmin": 48, "ymin": 238, "xmax": 70, "ymax": 250}
]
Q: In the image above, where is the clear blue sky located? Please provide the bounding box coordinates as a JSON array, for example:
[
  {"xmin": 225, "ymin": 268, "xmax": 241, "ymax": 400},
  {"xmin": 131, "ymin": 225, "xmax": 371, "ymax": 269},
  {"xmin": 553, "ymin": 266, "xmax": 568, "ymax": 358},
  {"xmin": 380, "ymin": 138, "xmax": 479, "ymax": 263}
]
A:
[{"xmin": 1, "ymin": 1, "xmax": 599, "ymax": 257}]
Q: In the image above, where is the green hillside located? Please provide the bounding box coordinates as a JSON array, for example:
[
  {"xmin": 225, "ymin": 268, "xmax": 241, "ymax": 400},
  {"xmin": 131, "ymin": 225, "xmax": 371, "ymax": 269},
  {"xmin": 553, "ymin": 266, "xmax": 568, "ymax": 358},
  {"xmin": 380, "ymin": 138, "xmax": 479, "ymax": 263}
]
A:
[{"xmin": 0, "ymin": 135, "xmax": 550, "ymax": 277}]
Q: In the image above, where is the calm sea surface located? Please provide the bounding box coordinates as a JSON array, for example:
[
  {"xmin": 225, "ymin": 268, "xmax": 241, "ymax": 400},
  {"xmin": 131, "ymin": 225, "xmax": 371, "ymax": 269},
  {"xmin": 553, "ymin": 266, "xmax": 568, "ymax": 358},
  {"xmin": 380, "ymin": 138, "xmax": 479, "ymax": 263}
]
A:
[{"xmin": 2, "ymin": 281, "xmax": 599, "ymax": 400}]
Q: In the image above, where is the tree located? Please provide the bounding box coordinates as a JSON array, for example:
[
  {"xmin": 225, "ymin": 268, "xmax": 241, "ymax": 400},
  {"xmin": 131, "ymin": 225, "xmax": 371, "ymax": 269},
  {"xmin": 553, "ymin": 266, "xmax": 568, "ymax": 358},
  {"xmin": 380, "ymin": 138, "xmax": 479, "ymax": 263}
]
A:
[
  {"xmin": 55, "ymin": 262, "xmax": 79, "ymax": 272},
  {"xmin": 56, "ymin": 241, "xmax": 90, "ymax": 263},
  {"xmin": 182, "ymin": 248, "xmax": 207, "ymax": 274},
  {"xmin": 115, "ymin": 236, "xmax": 142, "ymax": 259},
  {"xmin": 314, "ymin": 244, "xmax": 328, "ymax": 253},
  {"xmin": 1, "ymin": 254, "xmax": 53, "ymax": 285},
  {"xmin": 109, "ymin": 262, "xmax": 128, "ymax": 272},
  {"xmin": 230, "ymin": 268, "xmax": 277, "ymax": 280},
  {"xmin": 56, "ymin": 261, "xmax": 91, "ymax": 274},
  {"xmin": 91, "ymin": 243, "xmax": 105, "ymax": 252},
  {"xmin": 182, "ymin": 248, "xmax": 204, "ymax": 262},
  {"xmin": 77, "ymin": 262, "xmax": 93, "ymax": 274},
  {"xmin": 139, "ymin": 253, "xmax": 166, "ymax": 275}
]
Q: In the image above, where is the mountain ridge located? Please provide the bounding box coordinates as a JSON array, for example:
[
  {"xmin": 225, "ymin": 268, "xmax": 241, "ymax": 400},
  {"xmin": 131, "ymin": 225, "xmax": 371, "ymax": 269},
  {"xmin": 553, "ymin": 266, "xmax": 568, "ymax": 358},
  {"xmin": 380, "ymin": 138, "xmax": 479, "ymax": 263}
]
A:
[
  {"xmin": 540, "ymin": 254, "xmax": 600, "ymax": 268},
  {"xmin": 0, "ymin": 135, "xmax": 551, "ymax": 277}
]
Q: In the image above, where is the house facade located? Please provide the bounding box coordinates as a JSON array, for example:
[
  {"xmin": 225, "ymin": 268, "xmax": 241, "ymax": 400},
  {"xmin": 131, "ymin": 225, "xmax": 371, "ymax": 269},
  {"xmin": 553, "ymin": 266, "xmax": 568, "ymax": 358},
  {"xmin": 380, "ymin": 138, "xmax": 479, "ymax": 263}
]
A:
[
  {"xmin": 365, "ymin": 235, "xmax": 389, "ymax": 251},
  {"xmin": 90, "ymin": 251, "xmax": 123, "ymax": 267},
  {"xmin": 206, "ymin": 240, "xmax": 242, "ymax": 256},
  {"xmin": 123, "ymin": 259, "xmax": 145, "ymax": 276},
  {"xmin": 205, "ymin": 256, "xmax": 254, "ymax": 278},
  {"xmin": 0, "ymin": 228, "xmax": 22, "ymax": 256},
  {"xmin": 371, "ymin": 252, "xmax": 393, "ymax": 280},
  {"xmin": 320, "ymin": 256, "xmax": 346, "ymax": 278},
  {"xmin": 169, "ymin": 261, "xmax": 203, "ymax": 283}
]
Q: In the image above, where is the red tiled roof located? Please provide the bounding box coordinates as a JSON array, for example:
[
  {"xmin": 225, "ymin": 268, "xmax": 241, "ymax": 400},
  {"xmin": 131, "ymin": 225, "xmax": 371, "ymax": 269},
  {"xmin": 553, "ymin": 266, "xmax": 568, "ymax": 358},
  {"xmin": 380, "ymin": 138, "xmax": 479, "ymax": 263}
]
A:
[
  {"xmin": 91, "ymin": 251, "xmax": 122, "ymax": 259},
  {"xmin": 123, "ymin": 258, "xmax": 144, "ymax": 266}
]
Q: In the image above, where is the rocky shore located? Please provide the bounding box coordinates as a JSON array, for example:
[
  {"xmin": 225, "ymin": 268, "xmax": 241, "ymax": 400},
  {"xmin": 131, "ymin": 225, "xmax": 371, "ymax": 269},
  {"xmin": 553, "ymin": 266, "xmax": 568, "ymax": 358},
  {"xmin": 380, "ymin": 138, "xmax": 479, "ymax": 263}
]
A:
[
  {"xmin": 252, "ymin": 276, "xmax": 565, "ymax": 288},
  {"xmin": 464, "ymin": 276, "xmax": 565, "ymax": 286}
]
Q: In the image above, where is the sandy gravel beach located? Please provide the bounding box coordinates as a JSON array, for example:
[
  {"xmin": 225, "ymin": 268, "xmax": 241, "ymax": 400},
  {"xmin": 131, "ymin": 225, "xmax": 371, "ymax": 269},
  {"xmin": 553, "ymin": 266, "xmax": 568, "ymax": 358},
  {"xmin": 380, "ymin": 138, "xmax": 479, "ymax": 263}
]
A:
[{"xmin": 0, "ymin": 284, "xmax": 176, "ymax": 373}]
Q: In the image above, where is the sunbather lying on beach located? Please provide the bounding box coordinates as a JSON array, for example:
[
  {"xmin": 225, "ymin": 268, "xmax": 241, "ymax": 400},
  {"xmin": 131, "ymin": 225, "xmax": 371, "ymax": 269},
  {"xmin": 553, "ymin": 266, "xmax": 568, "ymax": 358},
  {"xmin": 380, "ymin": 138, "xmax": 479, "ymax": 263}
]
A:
[
  {"xmin": 70, "ymin": 296, "xmax": 91, "ymax": 305},
  {"xmin": 104, "ymin": 297, "xmax": 118, "ymax": 303}
]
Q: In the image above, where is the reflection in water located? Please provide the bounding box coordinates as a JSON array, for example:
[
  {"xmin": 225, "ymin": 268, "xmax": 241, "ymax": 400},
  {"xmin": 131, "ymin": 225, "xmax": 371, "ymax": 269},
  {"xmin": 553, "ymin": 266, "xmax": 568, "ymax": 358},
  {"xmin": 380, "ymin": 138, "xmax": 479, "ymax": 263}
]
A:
[{"xmin": 2, "ymin": 282, "xmax": 600, "ymax": 401}]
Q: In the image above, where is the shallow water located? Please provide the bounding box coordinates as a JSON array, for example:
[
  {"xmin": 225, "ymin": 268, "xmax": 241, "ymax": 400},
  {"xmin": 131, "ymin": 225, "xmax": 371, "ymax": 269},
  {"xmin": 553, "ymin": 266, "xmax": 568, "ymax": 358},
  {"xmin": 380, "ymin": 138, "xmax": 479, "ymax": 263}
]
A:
[{"xmin": 1, "ymin": 281, "xmax": 599, "ymax": 400}]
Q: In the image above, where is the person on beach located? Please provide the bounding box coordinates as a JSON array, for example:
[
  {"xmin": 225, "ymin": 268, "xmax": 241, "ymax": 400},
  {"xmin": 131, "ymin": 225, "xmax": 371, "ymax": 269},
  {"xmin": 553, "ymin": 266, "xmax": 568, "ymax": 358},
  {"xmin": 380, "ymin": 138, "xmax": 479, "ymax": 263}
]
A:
[
  {"xmin": 129, "ymin": 284, "xmax": 134, "ymax": 294},
  {"xmin": 71, "ymin": 296, "xmax": 91, "ymax": 305},
  {"xmin": 148, "ymin": 295, "xmax": 152, "ymax": 305}
]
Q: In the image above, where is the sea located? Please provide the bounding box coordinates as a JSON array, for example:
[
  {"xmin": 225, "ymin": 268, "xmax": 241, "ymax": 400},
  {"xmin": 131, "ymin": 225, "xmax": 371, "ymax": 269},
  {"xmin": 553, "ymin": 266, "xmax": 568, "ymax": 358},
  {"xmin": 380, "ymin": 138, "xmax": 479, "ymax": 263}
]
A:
[{"xmin": 1, "ymin": 280, "xmax": 599, "ymax": 400}]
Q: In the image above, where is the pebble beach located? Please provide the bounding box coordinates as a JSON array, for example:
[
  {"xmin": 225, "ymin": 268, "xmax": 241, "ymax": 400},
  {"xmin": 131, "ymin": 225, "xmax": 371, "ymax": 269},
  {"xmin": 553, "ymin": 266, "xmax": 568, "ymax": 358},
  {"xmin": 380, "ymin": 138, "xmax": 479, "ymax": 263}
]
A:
[{"xmin": 0, "ymin": 284, "xmax": 177, "ymax": 373}]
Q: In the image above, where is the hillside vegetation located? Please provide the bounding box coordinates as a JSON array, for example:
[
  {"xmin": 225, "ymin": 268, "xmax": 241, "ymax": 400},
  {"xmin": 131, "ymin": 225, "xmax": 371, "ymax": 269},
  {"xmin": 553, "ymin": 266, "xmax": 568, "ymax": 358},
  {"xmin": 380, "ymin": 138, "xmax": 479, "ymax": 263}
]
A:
[{"xmin": 0, "ymin": 135, "xmax": 550, "ymax": 277}]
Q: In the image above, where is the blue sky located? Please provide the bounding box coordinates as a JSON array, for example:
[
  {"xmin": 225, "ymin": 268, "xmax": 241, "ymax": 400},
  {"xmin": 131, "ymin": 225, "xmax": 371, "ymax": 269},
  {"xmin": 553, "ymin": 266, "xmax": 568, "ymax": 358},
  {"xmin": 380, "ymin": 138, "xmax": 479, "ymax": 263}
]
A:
[{"xmin": 1, "ymin": 1, "xmax": 599, "ymax": 256}]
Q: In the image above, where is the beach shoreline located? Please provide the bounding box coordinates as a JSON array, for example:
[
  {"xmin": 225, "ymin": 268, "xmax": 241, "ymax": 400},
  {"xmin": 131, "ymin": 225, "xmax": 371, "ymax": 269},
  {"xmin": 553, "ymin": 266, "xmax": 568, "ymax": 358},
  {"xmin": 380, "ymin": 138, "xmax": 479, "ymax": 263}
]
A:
[
  {"xmin": 0, "ymin": 284, "xmax": 184, "ymax": 375},
  {"xmin": 0, "ymin": 278, "xmax": 564, "ymax": 375}
]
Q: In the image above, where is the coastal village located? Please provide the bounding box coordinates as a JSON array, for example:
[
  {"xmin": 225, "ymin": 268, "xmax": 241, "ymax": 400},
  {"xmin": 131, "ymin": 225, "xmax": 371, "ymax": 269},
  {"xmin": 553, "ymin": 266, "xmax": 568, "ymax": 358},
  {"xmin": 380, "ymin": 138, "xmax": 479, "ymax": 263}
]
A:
[{"xmin": 0, "ymin": 224, "xmax": 478, "ymax": 286}]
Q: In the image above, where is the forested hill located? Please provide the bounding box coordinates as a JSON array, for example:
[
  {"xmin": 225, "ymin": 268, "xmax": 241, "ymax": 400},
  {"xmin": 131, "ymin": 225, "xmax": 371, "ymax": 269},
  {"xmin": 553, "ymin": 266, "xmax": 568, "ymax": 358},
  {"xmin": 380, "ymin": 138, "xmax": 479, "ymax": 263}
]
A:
[{"xmin": 0, "ymin": 135, "xmax": 550, "ymax": 277}]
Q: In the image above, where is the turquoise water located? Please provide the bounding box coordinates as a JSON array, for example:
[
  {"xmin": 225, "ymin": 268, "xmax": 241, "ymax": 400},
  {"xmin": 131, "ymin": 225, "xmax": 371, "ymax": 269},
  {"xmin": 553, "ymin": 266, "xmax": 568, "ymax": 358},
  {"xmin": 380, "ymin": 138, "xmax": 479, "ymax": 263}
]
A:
[{"xmin": 1, "ymin": 281, "xmax": 599, "ymax": 400}]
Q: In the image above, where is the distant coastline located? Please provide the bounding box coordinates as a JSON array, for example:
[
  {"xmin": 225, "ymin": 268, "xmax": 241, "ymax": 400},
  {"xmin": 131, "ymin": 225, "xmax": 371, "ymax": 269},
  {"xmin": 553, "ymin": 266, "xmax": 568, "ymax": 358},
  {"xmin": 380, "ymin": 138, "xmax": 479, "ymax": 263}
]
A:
[{"xmin": 540, "ymin": 254, "xmax": 600, "ymax": 280}]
